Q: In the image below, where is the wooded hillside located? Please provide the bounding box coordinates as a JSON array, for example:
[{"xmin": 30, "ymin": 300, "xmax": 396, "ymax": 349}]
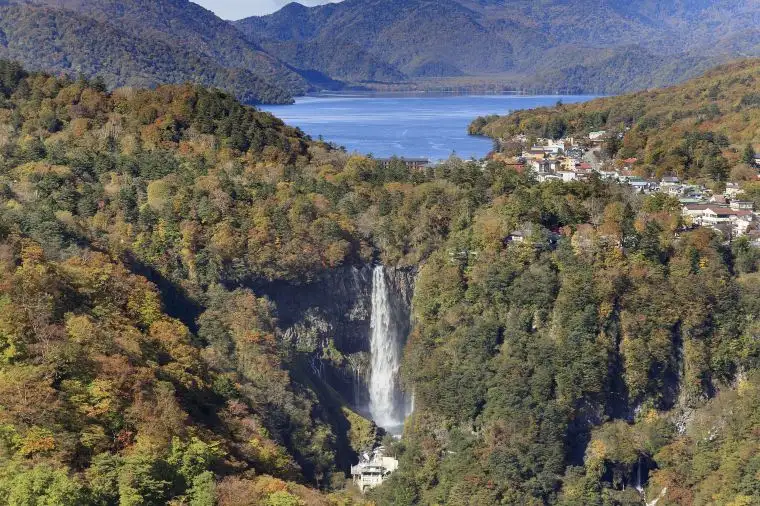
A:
[
  {"xmin": 471, "ymin": 59, "xmax": 760, "ymax": 182},
  {"xmin": 2, "ymin": 57, "xmax": 760, "ymax": 506}
]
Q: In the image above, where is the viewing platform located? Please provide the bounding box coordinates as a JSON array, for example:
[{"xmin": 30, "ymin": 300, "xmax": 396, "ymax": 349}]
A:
[{"xmin": 351, "ymin": 447, "xmax": 399, "ymax": 492}]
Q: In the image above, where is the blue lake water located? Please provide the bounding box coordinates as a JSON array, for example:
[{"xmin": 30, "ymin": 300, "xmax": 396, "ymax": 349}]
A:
[{"xmin": 262, "ymin": 94, "xmax": 596, "ymax": 161}]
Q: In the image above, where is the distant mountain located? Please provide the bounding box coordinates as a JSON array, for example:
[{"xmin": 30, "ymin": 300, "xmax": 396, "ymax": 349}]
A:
[
  {"xmin": 0, "ymin": 0, "xmax": 310, "ymax": 104},
  {"xmin": 2, "ymin": 0, "xmax": 758, "ymax": 103},
  {"xmin": 248, "ymin": 0, "xmax": 343, "ymax": 17},
  {"xmin": 236, "ymin": 0, "xmax": 760, "ymax": 93}
]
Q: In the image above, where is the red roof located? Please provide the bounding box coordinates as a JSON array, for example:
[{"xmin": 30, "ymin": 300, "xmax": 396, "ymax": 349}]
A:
[
  {"xmin": 623, "ymin": 158, "xmax": 638, "ymax": 164},
  {"xmin": 706, "ymin": 207, "xmax": 753, "ymax": 217}
]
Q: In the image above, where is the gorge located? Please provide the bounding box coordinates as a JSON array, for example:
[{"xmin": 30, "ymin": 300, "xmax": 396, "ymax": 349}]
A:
[
  {"xmin": 253, "ymin": 265, "xmax": 415, "ymax": 436},
  {"xmin": 3, "ymin": 55, "xmax": 760, "ymax": 506}
]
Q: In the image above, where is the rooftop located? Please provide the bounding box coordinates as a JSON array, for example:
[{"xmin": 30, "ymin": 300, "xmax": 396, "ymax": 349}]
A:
[{"xmin": 376, "ymin": 157, "xmax": 429, "ymax": 163}]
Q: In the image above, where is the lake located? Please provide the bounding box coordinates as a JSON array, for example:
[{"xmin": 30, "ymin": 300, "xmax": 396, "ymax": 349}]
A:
[{"xmin": 261, "ymin": 93, "xmax": 596, "ymax": 161}]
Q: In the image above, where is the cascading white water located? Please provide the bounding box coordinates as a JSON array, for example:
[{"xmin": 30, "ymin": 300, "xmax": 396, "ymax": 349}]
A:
[
  {"xmin": 369, "ymin": 265, "xmax": 404, "ymax": 430},
  {"xmin": 635, "ymin": 456, "xmax": 644, "ymax": 493}
]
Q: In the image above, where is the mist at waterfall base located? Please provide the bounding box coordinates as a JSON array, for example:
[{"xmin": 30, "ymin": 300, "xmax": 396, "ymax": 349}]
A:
[{"xmin": 368, "ymin": 266, "xmax": 412, "ymax": 435}]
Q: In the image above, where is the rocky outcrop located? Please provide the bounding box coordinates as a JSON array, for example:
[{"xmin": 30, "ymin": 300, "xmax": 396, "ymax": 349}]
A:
[{"xmin": 251, "ymin": 264, "xmax": 416, "ymax": 413}]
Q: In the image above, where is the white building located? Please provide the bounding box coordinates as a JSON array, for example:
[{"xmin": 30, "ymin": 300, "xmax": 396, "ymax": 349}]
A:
[
  {"xmin": 685, "ymin": 204, "xmax": 755, "ymax": 237},
  {"xmin": 724, "ymin": 183, "xmax": 742, "ymax": 199},
  {"xmin": 683, "ymin": 204, "xmax": 711, "ymax": 224},
  {"xmin": 597, "ymin": 170, "xmax": 618, "ymax": 180},
  {"xmin": 664, "ymin": 184, "xmax": 686, "ymax": 196},
  {"xmin": 701, "ymin": 208, "xmax": 753, "ymax": 227},
  {"xmin": 556, "ymin": 171, "xmax": 579, "ymax": 182},
  {"xmin": 351, "ymin": 448, "xmax": 399, "ymax": 492},
  {"xmin": 735, "ymin": 215, "xmax": 754, "ymax": 236},
  {"xmin": 730, "ymin": 200, "xmax": 754, "ymax": 211},
  {"xmin": 536, "ymin": 172, "xmax": 562, "ymax": 183}
]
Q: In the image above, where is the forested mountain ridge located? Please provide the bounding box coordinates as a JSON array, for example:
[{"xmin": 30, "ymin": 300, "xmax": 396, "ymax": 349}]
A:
[
  {"xmin": 0, "ymin": 59, "xmax": 388, "ymax": 505},
  {"xmin": 0, "ymin": 0, "xmax": 308, "ymax": 104},
  {"xmin": 26, "ymin": 0, "xmax": 307, "ymax": 92},
  {"xmin": 0, "ymin": 58, "xmax": 502, "ymax": 503},
  {"xmin": 238, "ymin": 0, "xmax": 760, "ymax": 93},
  {"xmin": 3, "ymin": 0, "xmax": 756, "ymax": 100},
  {"xmin": 3, "ymin": 54, "xmax": 760, "ymax": 505},
  {"xmin": 374, "ymin": 180, "xmax": 760, "ymax": 505},
  {"xmin": 470, "ymin": 58, "xmax": 760, "ymax": 182}
]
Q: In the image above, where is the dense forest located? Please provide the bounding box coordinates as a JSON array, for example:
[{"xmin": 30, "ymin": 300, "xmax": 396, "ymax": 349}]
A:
[
  {"xmin": 373, "ymin": 177, "xmax": 760, "ymax": 505},
  {"xmin": 0, "ymin": 58, "xmax": 502, "ymax": 505},
  {"xmin": 1, "ymin": 57, "xmax": 760, "ymax": 506},
  {"xmin": 471, "ymin": 59, "xmax": 760, "ymax": 183},
  {"xmin": 0, "ymin": 59, "xmax": 380, "ymax": 505}
]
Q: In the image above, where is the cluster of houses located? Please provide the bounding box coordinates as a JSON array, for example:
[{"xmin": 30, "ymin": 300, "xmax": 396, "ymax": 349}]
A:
[
  {"xmin": 520, "ymin": 140, "xmax": 596, "ymax": 182},
  {"xmin": 375, "ymin": 134, "xmax": 760, "ymax": 242},
  {"xmin": 510, "ymin": 133, "xmax": 760, "ymax": 241},
  {"xmin": 680, "ymin": 183, "xmax": 758, "ymax": 240},
  {"xmin": 514, "ymin": 133, "xmax": 656, "ymax": 187}
]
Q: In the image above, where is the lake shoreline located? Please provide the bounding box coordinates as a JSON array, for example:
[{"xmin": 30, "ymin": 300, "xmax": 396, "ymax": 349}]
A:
[
  {"xmin": 262, "ymin": 94, "xmax": 596, "ymax": 160},
  {"xmin": 297, "ymin": 90, "xmax": 601, "ymax": 98}
]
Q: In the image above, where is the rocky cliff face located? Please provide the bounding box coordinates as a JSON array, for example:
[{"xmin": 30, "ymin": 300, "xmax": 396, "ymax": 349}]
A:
[{"xmin": 251, "ymin": 264, "xmax": 415, "ymax": 414}]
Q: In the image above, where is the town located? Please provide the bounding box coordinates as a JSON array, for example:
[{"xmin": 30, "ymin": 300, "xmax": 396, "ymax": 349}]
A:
[
  {"xmin": 378, "ymin": 139, "xmax": 760, "ymax": 244},
  {"xmin": 488, "ymin": 131, "xmax": 760, "ymax": 243}
]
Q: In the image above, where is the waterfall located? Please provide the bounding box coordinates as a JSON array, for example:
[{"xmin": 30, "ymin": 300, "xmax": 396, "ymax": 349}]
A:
[{"xmin": 369, "ymin": 265, "xmax": 405, "ymax": 432}]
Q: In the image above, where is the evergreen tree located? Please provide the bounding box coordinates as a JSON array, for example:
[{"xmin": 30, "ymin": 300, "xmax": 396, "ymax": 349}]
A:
[{"xmin": 742, "ymin": 143, "xmax": 756, "ymax": 166}]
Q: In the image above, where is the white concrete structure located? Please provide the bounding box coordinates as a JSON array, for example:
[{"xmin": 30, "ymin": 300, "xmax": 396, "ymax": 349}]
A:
[
  {"xmin": 701, "ymin": 208, "xmax": 752, "ymax": 227},
  {"xmin": 724, "ymin": 183, "xmax": 742, "ymax": 199},
  {"xmin": 730, "ymin": 200, "xmax": 754, "ymax": 211},
  {"xmin": 557, "ymin": 171, "xmax": 579, "ymax": 182},
  {"xmin": 735, "ymin": 215, "xmax": 754, "ymax": 236},
  {"xmin": 683, "ymin": 204, "xmax": 711, "ymax": 224},
  {"xmin": 683, "ymin": 204, "xmax": 755, "ymax": 237},
  {"xmin": 351, "ymin": 448, "xmax": 399, "ymax": 492}
]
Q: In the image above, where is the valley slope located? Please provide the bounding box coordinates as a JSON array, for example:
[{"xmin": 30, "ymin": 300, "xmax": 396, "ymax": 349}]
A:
[{"xmin": 2, "ymin": 56, "xmax": 760, "ymax": 506}]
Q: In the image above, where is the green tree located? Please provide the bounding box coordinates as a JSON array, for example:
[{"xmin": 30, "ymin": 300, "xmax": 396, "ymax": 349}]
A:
[
  {"xmin": 0, "ymin": 464, "xmax": 86, "ymax": 506},
  {"xmin": 742, "ymin": 143, "xmax": 756, "ymax": 166}
]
